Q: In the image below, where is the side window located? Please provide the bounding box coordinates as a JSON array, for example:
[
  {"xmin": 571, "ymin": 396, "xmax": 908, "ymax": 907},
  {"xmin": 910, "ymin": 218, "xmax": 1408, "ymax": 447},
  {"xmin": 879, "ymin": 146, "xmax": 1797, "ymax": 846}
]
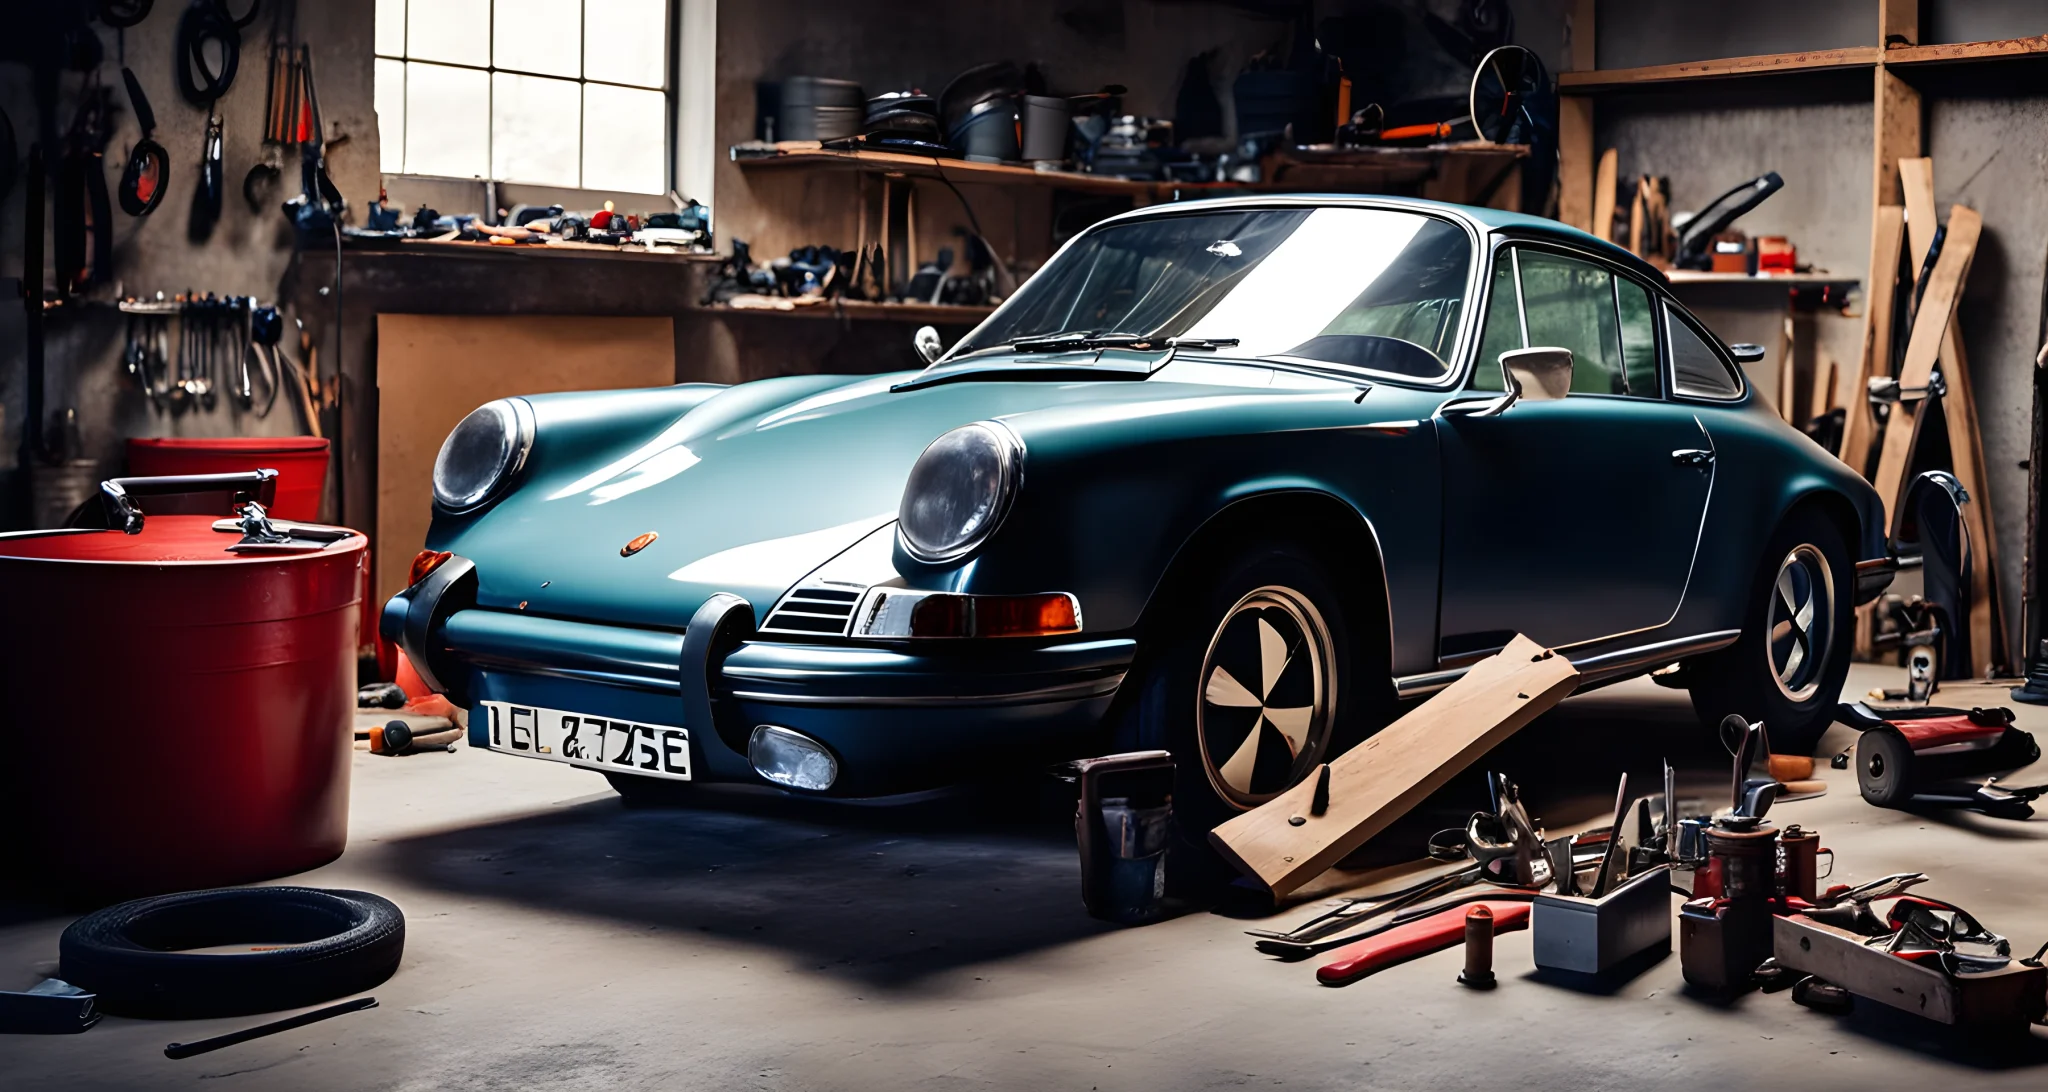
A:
[
  {"xmin": 1517, "ymin": 251, "xmax": 1624, "ymax": 395},
  {"xmin": 1617, "ymin": 279, "xmax": 1660, "ymax": 397},
  {"xmin": 1667, "ymin": 305, "xmax": 1744, "ymax": 399},
  {"xmin": 1467, "ymin": 258, "xmax": 1520, "ymax": 392}
]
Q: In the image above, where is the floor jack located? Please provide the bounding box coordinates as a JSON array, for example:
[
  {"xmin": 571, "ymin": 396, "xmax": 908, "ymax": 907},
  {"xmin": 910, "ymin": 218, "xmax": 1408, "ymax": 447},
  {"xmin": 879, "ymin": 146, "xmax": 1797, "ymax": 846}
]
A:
[{"xmin": 1834, "ymin": 703, "xmax": 2047, "ymax": 818}]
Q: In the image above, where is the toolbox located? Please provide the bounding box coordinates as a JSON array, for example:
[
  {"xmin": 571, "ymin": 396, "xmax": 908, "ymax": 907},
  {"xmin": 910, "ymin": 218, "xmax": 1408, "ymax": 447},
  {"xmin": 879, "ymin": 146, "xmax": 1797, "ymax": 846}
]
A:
[
  {"xmin": 1532, "ymin": 864, "xmax": 1672, "ymax": 976},
  {"xmin": 1774, "ymin": 913, "xmax": 2047, "ymax": 1029}
]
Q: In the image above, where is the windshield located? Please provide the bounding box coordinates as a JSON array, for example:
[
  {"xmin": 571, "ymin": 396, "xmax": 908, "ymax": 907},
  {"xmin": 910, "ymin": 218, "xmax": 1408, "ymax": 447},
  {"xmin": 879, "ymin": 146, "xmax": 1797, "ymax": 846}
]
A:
[{"xmin": 951, "ymin": 207, "xmax": 1474, "ymax": 379}]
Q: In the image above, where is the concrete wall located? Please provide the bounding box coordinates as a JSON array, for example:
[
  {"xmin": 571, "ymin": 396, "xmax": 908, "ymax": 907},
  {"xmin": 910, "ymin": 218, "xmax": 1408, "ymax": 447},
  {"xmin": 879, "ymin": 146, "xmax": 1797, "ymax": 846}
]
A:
[
  {"xmin": 1, "ymin": 2, "xmax": 380, "ymax": 527},
  {"xmin": 1588, "ymin": 0, "xmax": 2048, "ymax": 664}
]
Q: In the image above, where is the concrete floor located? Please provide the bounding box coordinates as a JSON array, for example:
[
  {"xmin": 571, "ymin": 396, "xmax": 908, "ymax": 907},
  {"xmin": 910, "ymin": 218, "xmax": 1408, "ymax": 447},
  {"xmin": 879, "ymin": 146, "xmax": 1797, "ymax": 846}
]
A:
[{"xmin": 6, "ymin": 663, "xmax": 2048, "ymax": 1091}]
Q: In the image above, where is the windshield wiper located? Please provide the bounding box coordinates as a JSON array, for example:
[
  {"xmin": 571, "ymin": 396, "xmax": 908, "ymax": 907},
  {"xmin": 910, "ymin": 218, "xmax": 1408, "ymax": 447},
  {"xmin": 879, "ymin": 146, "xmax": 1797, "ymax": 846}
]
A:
[
  {"xmin": 1163, "ymin": 336, "xmax": 1240, "ymax": 351},
  {"xmin": 1011, "ymin": 330, "xmax": 1150, "ymax": 352}
]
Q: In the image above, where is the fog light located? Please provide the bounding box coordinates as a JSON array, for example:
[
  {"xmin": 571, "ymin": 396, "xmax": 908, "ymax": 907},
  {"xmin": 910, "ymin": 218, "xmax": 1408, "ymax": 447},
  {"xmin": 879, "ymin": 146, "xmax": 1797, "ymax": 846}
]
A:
[{"xmin": 749, "ymin": 725, "xmax": 838, "ymax": 791}]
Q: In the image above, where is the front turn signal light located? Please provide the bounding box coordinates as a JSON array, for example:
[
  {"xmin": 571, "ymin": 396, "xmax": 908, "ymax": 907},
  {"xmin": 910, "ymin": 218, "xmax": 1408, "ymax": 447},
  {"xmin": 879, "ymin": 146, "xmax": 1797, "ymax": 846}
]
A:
[
  {"xmin": 854, "ymin": 590, "xmax": 1082, "ymax": 639},
  {"xmin": 409, "ymin": 549, "xmax": 453, "ymax": 587}
]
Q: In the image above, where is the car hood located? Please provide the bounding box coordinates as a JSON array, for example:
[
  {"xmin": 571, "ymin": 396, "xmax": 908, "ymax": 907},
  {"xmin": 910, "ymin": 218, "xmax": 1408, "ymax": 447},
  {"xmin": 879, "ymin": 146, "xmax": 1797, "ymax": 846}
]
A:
[{"xmin": 434, "ymin": 360, "xmax": 1313, "ymax": 629}]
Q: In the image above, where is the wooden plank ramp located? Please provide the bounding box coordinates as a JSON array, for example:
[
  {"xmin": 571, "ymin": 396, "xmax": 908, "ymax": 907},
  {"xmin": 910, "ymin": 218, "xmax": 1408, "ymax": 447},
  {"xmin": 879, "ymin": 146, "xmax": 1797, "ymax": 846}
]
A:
[{"xmin": 1209, "ymin": 635, "xmax": 1580, "ymax": 899}]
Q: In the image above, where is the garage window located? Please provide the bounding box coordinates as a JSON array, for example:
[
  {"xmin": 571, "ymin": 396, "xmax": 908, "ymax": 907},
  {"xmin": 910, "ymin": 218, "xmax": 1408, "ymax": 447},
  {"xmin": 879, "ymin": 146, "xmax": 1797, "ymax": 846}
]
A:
[
  {"xmin": 374, "ymin": 0, "xmax": 671, "ymax": 193},
  {"xmin": 1667, "ymin": 305, "xmax": 1745, "ymax": 399}
]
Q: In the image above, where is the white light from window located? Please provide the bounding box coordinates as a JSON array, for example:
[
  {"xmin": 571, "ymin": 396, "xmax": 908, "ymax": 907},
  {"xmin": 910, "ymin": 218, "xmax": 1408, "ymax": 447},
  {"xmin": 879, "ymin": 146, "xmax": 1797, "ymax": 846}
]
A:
[
  {"xmin": 493, "ymin": 0, "xmax": 581, "ymax": 78},
  {"xmin": 585, "ymin": 0, "xmax": 668, "ymax": 89},
  {"xmin": 583, "ymin": 82, "xmax": 666, "ymax": 193},
  {"xmin": 374, "ymin": 58, "xmax": 407, "ymax": 174},
  {"xmin": 404, "ymin": 61, "xmax": 491, "ymax": 178},
  {"xmin": 492, "ymin": 72, "xmax": 582, "ymax": 187},
  {"xmin": 374, "ymin": 0, "xmax": 407, "ymax": 57},
  {"xmin": 407, "ymin": 0, "xmax": 491, "ymax": 67}
]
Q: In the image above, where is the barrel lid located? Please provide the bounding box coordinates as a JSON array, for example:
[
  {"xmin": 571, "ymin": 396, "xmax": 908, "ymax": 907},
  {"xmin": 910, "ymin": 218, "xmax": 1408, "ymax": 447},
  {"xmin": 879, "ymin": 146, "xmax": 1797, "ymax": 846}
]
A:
[
  {"xmin": 0, "ymin": 515, "xmax": 363, "ymax": 564},
  {"xmin": 127, "ymin": 436, "xmax": 331, "ymax": 454}
]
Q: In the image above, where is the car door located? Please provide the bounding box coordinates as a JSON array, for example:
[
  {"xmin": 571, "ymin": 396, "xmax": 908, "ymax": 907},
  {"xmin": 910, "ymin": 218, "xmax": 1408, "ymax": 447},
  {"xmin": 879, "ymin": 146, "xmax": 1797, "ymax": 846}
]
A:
[{"xmin": 1434, "ymin": 244, "xmax": 1716, "ymax": 657}]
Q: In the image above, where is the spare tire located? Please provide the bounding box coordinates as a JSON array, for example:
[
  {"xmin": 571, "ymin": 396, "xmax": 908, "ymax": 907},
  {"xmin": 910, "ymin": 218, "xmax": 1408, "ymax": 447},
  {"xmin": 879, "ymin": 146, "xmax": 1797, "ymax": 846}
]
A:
[{"xmin": 59, "ymin": 887, "xmax": 404, "ymax": 1018}]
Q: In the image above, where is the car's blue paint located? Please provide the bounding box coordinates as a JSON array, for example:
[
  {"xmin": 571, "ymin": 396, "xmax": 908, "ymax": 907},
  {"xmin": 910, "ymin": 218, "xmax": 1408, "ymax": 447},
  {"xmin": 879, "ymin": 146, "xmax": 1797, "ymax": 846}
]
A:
[{"xmin": 390, "ymin": 195, "xmax": 1889, "ymax": 797}]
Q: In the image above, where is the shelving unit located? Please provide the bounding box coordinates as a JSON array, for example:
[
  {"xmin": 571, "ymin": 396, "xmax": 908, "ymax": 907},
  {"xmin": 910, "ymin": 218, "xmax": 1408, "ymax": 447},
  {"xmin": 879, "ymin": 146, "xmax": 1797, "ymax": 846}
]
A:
[
  {"xmin": 711, "ymin": 299, "xmax": 995, "ymax": 324},
  {"xmin": 732, "ymin": 140, "xmax": 1528, "ymax": 203}
]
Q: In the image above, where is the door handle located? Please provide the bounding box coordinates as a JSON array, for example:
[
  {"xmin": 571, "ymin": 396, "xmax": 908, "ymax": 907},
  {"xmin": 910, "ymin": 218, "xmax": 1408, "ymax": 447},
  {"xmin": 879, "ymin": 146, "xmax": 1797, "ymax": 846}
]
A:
[{"xmin": 1672, "ymin": 448, "xmax": 1715, "ymax": 467}]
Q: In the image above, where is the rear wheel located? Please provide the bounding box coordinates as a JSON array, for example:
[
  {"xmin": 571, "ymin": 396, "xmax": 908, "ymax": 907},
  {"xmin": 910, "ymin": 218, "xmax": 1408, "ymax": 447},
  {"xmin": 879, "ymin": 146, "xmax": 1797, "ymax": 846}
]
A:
[
  {"xmin": 1688, "ymin": 508, "xmax": 1853, "ymax": 757},
  {"xmin": 1120, "ymin": 541, "xmax": 1385, "ymax": 848}
]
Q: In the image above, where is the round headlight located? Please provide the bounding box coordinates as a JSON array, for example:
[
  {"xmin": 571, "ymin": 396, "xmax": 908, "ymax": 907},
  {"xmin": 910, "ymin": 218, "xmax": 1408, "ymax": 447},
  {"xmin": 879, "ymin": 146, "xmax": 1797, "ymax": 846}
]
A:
[
  {"xmin": 433, "ymin": 399, "xmax": 534, "ymax": 511},
  {"xmin": 898, "ymin": 422, "xmax": 1021, "ymax": 563}
]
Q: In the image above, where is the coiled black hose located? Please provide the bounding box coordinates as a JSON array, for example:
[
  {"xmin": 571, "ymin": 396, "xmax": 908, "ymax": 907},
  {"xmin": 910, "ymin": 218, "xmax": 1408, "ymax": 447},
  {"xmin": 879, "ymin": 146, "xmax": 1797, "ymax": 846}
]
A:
[{"xmin": 175, "ymin": 0, "xmax": 259, "ymax": 107}]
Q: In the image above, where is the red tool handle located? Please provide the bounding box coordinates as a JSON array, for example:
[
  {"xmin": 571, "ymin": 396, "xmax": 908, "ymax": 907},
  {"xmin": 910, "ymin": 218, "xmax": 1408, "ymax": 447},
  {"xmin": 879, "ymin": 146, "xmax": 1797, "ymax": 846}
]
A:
[
  {"xmin": 1317, "ymin": 900, "xmax": 1531, "ymax": 986},
  {"xmin": 1379, "ymin": 121, "xmax": 1455, "ymax": 142}
]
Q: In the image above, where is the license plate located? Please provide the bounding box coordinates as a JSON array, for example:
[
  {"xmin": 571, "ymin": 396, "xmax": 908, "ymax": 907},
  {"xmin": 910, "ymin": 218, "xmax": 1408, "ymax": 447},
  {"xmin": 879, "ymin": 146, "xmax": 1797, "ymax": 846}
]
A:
[{"xmin": 478, "ymin": 702, "xmax": 691, "ymax": 781}]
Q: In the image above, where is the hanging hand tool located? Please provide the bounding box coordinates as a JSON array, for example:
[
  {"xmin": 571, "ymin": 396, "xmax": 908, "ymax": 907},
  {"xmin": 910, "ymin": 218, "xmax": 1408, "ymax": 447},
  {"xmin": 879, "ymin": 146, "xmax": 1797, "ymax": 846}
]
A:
[
  {"xmin": 174, "ymin": 0, "xmax": 255, "ymax": 108},
  {"xmin": 190, "ymin": 111, "xmax": 223, "ymax": 240},
  {"xmin": 117, "ymin": 67, "xmax": 168, "ymax": 215},
  {"xmin": 1317, "ymin": 900, "xmax": 1532, "ymax": 986},
  {"xmin": 55, "ymin": 85, "xmax": 116, "ymax": 294}
]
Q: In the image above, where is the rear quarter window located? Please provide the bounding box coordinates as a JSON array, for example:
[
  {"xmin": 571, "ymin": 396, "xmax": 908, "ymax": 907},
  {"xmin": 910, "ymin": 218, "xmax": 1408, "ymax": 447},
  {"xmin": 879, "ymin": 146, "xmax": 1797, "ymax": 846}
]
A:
[{"xmin": 1666, "ymin": 305, "xmax": 1743, "ymax": 399}]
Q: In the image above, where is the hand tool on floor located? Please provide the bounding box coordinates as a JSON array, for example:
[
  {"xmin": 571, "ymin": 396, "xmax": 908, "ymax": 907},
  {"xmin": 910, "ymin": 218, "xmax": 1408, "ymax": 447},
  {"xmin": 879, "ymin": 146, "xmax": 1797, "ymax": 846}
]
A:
[
  {"xmin": 1247, "ymin": 866, "xmax": 1478, "ymax": 946},
  {"xmin": 1457, "ymin": 905, "xmax": 1497, "ymax": 988},
  {"xmin": 0, "ymin": 978, "xmax": 100, "ymax": 1035},
  {"xmin": 1318, "ymin": 900, "xmax": 1531, "ymax": 986},
  {"xmin": 166, "ymin": 996, "xmax": 377, "ymax": 1060}
]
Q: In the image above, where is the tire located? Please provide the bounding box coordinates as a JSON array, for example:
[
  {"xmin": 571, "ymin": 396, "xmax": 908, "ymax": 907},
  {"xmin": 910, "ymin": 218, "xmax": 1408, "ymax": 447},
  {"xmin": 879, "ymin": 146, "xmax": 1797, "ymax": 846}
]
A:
[
  {"xmin": 1855, "ymin": 726, "xmax": 1916, "ymax": 807},
  {"xmin": 1688, "ymin": 508, "xmax": 1853, "ymax": 757},
  {"xmin": 605, "ymin": 772, "xmax": 700, "ymax": 808},
  {"xmin": 1119, "ymin": 540, "xmax": 1383, "ymax": 849},
  {"xmin": 59, "ymin": 887, "xmax": 405, "ymax": 1018}
]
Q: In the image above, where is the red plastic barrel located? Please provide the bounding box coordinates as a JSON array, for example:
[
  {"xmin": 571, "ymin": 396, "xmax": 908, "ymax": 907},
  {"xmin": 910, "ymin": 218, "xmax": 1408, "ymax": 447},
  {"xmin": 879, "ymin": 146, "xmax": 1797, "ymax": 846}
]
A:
[
  {"xmin": 0, "ymin": 515, "xmax": 363, "ymax": 901},
  {"xmin": 127, "ymin": 437, "xmax": 331, "ymax": 521}
]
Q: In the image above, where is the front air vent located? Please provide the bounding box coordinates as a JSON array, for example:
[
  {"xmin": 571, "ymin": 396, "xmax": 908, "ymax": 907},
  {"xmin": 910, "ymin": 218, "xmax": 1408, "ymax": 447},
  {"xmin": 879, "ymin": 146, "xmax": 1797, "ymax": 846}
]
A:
[{"xmin": 760, "ymin": 582, "xmax": 866, "ymax": 637}]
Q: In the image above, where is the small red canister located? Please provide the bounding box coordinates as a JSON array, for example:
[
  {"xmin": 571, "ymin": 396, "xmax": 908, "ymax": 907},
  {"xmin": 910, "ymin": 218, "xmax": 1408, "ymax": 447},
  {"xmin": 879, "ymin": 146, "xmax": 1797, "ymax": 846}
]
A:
[{"xmin": 0, "ymin": 513, "xmax": 363, "ymax": 901}]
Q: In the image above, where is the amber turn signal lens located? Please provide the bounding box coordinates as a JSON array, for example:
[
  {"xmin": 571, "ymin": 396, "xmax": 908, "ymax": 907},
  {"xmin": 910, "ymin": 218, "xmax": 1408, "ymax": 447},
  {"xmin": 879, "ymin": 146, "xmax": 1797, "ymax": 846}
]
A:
[
  {"xmin": 409, "ymin": 549, "xmax": 453, "ymax": 587},
  {"xmin": 900, "ymin": 592, "xmax": 1081, "ymax": 638},
  {"xmin": 621, "ymin": 531, "xmax": 659, "ymax": 557}
]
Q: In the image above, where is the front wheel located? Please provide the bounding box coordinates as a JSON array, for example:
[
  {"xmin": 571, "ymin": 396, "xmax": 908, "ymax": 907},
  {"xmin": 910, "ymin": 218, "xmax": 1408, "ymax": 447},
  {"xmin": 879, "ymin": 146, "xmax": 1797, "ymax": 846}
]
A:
[
  {"xmin": 1119, "ymin": 541, "xmax": 1384, "ymax": 845},
  {"xmin": 1688, "ymin": 508, "xmax": 1854, "ymax": 757}
]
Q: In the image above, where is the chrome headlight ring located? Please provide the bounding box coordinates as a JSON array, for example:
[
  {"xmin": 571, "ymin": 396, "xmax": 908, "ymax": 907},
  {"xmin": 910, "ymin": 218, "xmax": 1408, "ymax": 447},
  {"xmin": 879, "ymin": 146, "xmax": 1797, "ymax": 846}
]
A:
[
  {"xmin": 897, "ymin": 420, "xmax": 1024, "ymax": 564},
  {"xmin": 432, "ymin": 398, "xmax": 535, "ymax": 512}
]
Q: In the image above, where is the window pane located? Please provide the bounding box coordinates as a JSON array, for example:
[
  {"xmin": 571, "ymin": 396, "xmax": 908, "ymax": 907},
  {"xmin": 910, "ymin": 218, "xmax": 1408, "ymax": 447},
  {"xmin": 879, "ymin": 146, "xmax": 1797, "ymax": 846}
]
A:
[
  {"xmin": 375, "ymin": 0, "xmax": 406, "ymax": 56},
  {"xmin": 375, "ymin": 58, "xmax": 407, "ymax": 173},
  {"xmin": 407, "ymin": 0, "xmax": 490, "ymax": 67},
  {"xmin": 1517, "ymin": 251, "xmax": 1623, "ymax": 395},
  {"xmin": 494, "ymin": 0, "xmax": 580, "ymax": 77},
  {"xmin": 1617, "ymin": 278, "xmax": 1659, "ymax": 397},
  {"xmin": 1467, "ymin": 258, "xmax": 1520, "ymax": 392},
  {"xmin": 1305, "ymin": 218, "xmax": 1469, "ymax": 377},
  {"xmin": 1668, "ymin": 306, "xmax": 1743, "ymax": 398},
  {"xmin": 582, "ymin": 82, "xmax": 666, "ymax": 192},
  {"xmin": 585, "ymin": 0, "xmax": 668, "ymax": 88},
  {"xmin": 404, "ymin": 62, "xmax": 490, "ymax": 178},
  {"xmin": 493, "ymin": 73, "xmax": 581, "ymax": 186}
]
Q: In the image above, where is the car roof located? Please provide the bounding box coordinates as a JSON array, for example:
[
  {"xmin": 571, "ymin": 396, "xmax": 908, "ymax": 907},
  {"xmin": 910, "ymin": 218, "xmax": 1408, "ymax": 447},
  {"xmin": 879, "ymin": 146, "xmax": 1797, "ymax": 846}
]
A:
[{"xmin": 1104, "ymin": 194, "xmax": 1670, "ymax": 288}]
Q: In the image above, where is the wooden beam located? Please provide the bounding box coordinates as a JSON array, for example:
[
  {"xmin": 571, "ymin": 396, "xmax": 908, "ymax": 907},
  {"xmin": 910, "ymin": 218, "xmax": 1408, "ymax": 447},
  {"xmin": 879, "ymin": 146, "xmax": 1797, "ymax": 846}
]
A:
[
  {"xmin": 1870, "ymin": 204, "xmax": 1982, "ymax": 527},
  {"xmin": 1557, "ymin": 97, "xmax": 1596, "ymax": 233},
  {"xmin": 1873, "ymin": 71, "xmax": 1921, "ymax": 216},
  {"xmin": 1569, "ymin": 0, "xmax": 1596, "ymax": 72},
  {"xmin": 1589, "ymin": 149, "xmax": 1617, "ymax": 242},
  {"xmin": 1841, "ymin": 205, "xmax": 1905, "ymax": 477},
  {"xmin": 1890, "ymin": 36, "xmax": 2048, "ymax": 67},
  {"xmin": 1879, "ymin": 0, "xmax": 1918, "ymax": 49},
  {"xmin": 1557, "ymin": 47, "xmax": 1880, "ymax": 90},
  {"xmin": 1209, "ymin": 635, "xmax": 1579, "ymax": 899},
  {"xmin": 1899, "ymin": 157, "xmax": 1938, "ymax": 275},
  {"xmin": 1941, "ymin": 333, "xmax": 2006, "ymax": 675}
]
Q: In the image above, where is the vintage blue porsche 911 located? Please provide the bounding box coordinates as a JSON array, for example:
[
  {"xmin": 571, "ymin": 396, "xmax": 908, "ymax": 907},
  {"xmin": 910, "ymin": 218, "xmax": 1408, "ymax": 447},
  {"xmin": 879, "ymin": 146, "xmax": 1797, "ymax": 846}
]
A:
[{"xmin": 385, "ymin": 195, "xmax": 1893, "ymax": 829}]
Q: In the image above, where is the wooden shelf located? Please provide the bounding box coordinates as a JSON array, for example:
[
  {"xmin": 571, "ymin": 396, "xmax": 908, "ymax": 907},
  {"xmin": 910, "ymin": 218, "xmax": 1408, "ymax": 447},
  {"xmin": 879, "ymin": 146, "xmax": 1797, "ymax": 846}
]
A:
[
  {"xmin": 731, "ymin": 141, "xmax": 1528, "ymax": 198},
  {"xmin": 707, "ymin": 298, "xmax": 995, "ymax": 324},
  {"xmin": 1888, "ymin": 35, "xmax": 2048, "ymax": 67},
  {"xmin": 1667, "ymin": 271, "xmax": 1858, "ymax": 287},
  {"xmin": 1559, "ymin": 46, "xmax": 1881, "ymax": 91},
  {"xmin": 1561, "ymin": 34, "xmax": 2048, "ymax": 93}
]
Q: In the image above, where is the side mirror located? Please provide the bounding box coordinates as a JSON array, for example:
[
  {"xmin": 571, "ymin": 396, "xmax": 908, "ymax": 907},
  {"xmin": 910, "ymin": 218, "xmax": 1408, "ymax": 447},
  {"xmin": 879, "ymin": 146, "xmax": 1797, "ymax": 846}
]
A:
[
  {"xmin": 912, "ymin": 325, "xmax": 944, "ymax": 366},
  {"xmin": 1499, "ymin": 346, "xmax": 1573, "ymax": 402},
  {"xmin": 1728, "ymin": 342, "xmax": 1767, "ymax": 365}
]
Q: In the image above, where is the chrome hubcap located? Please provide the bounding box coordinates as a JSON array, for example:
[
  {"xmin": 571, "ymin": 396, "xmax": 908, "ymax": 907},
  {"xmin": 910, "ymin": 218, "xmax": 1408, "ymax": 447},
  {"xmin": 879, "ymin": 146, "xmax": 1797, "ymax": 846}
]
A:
[
  {"xmin": 1767, "ymin": 545, "xmax": 1834, "ymax": 701},
  {"xmin": 1197, "ymin": 586, "xmax": 1336, "ymax": 809}
]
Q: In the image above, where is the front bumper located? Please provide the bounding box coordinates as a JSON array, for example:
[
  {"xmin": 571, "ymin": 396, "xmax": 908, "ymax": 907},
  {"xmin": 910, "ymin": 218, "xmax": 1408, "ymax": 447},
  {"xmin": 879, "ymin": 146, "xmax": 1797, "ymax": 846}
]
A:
[{"xmin": 383, "ymin": 566, "xmax": 1133, "ymax": 796}]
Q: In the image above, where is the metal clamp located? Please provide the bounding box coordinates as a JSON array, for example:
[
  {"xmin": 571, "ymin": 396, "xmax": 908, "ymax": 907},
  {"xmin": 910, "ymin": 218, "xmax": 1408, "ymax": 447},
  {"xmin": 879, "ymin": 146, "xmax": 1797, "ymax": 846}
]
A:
[{"xmin": 94, "ymin": 469, "xmax": 279, "ymax": 535}]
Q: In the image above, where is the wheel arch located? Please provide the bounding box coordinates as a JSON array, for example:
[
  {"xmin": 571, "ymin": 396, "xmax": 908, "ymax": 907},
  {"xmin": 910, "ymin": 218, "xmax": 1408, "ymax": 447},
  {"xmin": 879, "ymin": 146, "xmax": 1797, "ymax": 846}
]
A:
[{"xmin": 1132, "ymin": 489, "xmax": 1395, "ymax": 687}]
